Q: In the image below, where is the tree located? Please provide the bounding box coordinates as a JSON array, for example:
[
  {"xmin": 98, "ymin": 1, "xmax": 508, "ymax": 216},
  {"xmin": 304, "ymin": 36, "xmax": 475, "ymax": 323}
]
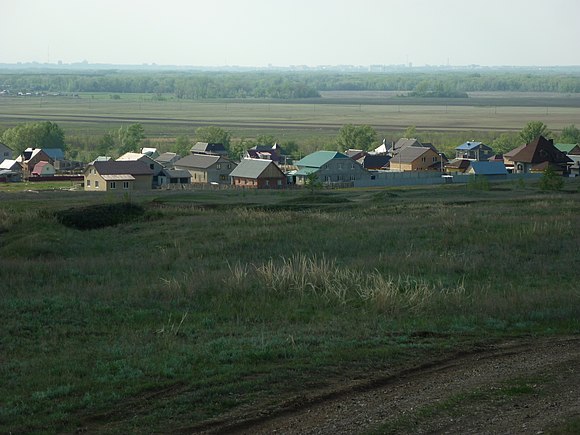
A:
[
  {"xmin": 336, "ymin": 124, "xmax": 377, "ymax": 151},
  {"xmin": 1, "ymin": 121, "xmax": 66, "ymax": 156},
  {"xmin": 403, "ymin": 125, "xmax": 418, "ymax": 139},
  {"xmin": 539, "ymin": 166, "xmax": 564, "ymax": 191},
  {"xmin": 304, "ymin": 172, "xmax": 322, "ymax": 194},
  {"xmin": 174, "ymin": 135, "xmax": 191, "ymax": 157},
  {"xmin": 195, "ymin": 126, "xmax": 231, "ymax": 148},
  {"xmin": 559, "ymin": 125, "xmax": 580, "ymax": 144},
  {"xmin": 117, "ymin": 124, "xmax": 145, "ymax": 154},
  {"xmin": 491, "ymin": 132, "xmax": 519, "ymax": 154},
  {"xmin": 519, "ymin": 121, "xmax": 551, "ymax": 144},
  {"xmin": 97, "ymin": 132, "xmax": 116, "ymax": 156}
]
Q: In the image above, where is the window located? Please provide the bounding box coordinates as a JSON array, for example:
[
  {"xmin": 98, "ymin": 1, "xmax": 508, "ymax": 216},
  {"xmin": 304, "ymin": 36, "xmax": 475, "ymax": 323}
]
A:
[
  {"xmin": 351, "ymin": 164, "xmax": 355, "ymax": 170},
  {"xmin": 220, "ymin": 174, "xmax": 226, "ymax": 181},
  {"xmin": 338, "ymin": 163, "xmax": 343, "ymax": 170},
  {"xmin": 109, "ymin": 181, "xmax": 116, "ymax": 189},
  {"xmin": 277, "ymin": 179, "xmax": 282, "ymax": 186},
  {"xmin": 86, "ymin": 179, "xmax": 91, "ymax": 187},
  {"xmin": 150, "ymin": 164, "xmax": 154, "ymax": 170},
  {"xmin": 123, "ymin": 181, "xmax": 129, "ymax": 189},
  {"xmin": 265, "ymin": 180, "xmax": 270, "ymax": 187},
  {"xmin": 433, "ymin": 156, "xmax": 437, "ymax": 162},
  {"xmin": 421, "ymin": 157, "xmax": 426, "ymax": 163},
  {"xmin": 227, "ymin": 164, "xmax": 231, "ymax": 169},
  {"xmin": 350, "ymin": 175, "xmax": 356, "ymax": 181},
  {"xmin": 95, "ymin": 180, "xmax": 99, "ymax": 189},
  {"xmin": 216, "ymin": 164, "xmax": 221, "ymax": 169}
]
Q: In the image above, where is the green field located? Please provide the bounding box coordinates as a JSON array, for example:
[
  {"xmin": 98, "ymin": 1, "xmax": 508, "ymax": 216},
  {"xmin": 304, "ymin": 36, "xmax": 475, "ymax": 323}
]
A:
[
  {"xmin": 2, "ymin": 92, "xmax": 580, "ymax": 140},
  {"xmin": 1, "ymin": 181, "xmax": 579, "ymax": 433}
]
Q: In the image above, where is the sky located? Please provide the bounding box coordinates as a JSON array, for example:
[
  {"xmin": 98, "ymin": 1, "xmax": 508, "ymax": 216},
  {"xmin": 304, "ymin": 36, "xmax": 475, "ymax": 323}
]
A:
[{"xmin": 2, "ymin": 0, "xmax": 580, "ymax": 67}]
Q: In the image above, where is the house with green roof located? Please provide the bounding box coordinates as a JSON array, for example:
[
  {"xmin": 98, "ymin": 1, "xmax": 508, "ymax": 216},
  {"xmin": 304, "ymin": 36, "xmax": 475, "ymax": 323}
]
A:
[
  {"xmin": 293, "ymin": 151, "xmax": 370, "ymax": 185},
  {"xmin": 554, "ymin": 143, "xmax": 580, "ymax": 156}
]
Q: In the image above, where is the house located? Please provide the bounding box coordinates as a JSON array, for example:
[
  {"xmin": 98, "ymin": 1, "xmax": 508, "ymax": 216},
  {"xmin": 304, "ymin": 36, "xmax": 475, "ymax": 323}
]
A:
[
  {"xmin": 0, "ymin": 159, "xmax": 22, "ymax": 182},
  {"xmin": 84, "ymin": 160, "xmax": 153, "ymax": 191},
  {"xmin": 31, "ymin": 161, "xmax": 56, "ymax": 177},
  {"xmin": 388, "ymin": 138, "xmax": 437, "ymax": 156},
  {"xmin": 455, "ymin": 141, "xmax": 493, "ymax": 161},
  {"xmin": 155, "ymin": 152, "xmax": 181, "ymax": 168},
  {"xmin": 444, "ymin": 158, "xmax": 472, "ymax": 174},
  {"xmin": 16, "ymin": 148, "xmax": 53, "ymax": 178},
  {"xmin": 344, "ymin": 149, "xmax": 366, "ymax": 161},
  {"xmin": 373, "ymin": 139, "xmax": 392, "ymax": 155},
  {"xmin": 229, "ymin": 158, "xmax": 287, "ymax": 189},
  {"xmin": 293, "ymin": 151, "xmax": 370, "ymax": 185},
  {"xmin": 43, "ymin": 148, "xmax": 65, "ymax": 162},
  {"xmin": 0, "ymin": 142, "xmax": 13, "ymax": 163},
  {"xmin": 554, "ymin": 143, "xmax": 580, "ymax": 156},
  {"xmin": 159, "ymin": 169, "xmax": 191, "ymax": 186},
  {"xmin": 503, "ymin": 136, "xmax": 572, "ymax": 174},
  {"xmin": 117, "ymin": 152, "xmax": 164, "ymax": 188},
  {"xmin": 357, "ymin": 154, "xmax": 391, "ymax": 170},
  {"xmin": 140, "ymin": 147, "xmax": 159, "ymax": 159},
  {"xmin": 173, "ymin": 153, "xmax": 237, "ymax": 184},
  {"xmin": 244, "ymin": 143, "xmax": 284, "ymax": 163},
  {"xmin": 466, "ymin": 161, "xmax": 508, "ymax": 178},
  {"xmin": 190, "ymin": 142, "xmax": 228, "ymax": 156},
  {"xmin": 389, "ymin": 146, "xmax": 443, "ymax": 172}
]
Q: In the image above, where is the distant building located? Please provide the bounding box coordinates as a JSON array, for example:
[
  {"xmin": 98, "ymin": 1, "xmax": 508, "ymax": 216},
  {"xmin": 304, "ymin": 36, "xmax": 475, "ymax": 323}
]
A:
[
  {"xmin": 455, "ymin": 141, "xmax": 493, "ymax": 161},
  {"xmin": 84, "ymin": 160, "xmax": 154, "ymax": 191},
  {"xmin": 389, "ymin": 146, "xmax": 443, "ymax": 172},
  {"xmin": 0, "ymin": 142, "xmax": 13, "ymax": 163},
  {"xmin": 174, "ymin": 154, "xmax": 237, "ymax": 184},
  {"xmin": 190, "ymin": 142, "xmax": 228, "ymax": 156},
  {"xmin": 117, "ymin": 152, "xmax": 164, "ymax": 188},
  {"xmin": 293, "ymin": 151, "xmax": 370, "ymax": 185},
  {"xmin": 155, "ymin": 152, "xmax": 181, "ymax": 168},
  {"xmin": 229, "ymin": 158, "xmax": 287, "ymax": 189},
  {"xmin": 31, "ymin": 161, "xmax": 56, "ymax": 177},
  {"xmin": 504, "ymin": 136, "xmax": 572, "ymax": 174}
]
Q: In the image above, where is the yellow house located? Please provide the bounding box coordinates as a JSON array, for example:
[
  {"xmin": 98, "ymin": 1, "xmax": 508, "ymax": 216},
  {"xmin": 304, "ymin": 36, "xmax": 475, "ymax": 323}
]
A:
[
  {"xmin": 390, "ymin": 146, "xmax": 443, "ymax": 172},
  {"xmin": 84, "ymin": 161, "xmax": 153, "ymax": 191}
]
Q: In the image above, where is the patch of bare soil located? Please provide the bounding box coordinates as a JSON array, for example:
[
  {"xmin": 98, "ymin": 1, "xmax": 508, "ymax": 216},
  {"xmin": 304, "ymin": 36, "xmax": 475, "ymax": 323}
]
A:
[{"xmin": 195, "ymin": 336, "xmax": 580, "ymax": 434}]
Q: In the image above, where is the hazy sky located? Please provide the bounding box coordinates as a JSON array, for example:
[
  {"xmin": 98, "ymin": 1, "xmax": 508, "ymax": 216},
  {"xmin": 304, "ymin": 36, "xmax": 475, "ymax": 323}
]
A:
[{"xmin": 2, "ymin": 0, "xmax": 580, "ymax": 67}]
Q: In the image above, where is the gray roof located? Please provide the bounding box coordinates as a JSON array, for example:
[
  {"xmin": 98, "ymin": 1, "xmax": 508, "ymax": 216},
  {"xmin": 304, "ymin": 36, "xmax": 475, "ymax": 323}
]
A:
[
  {"xmin": 456, "ymin": 141, "xmax": 492, "ymax": 151},
  {"xmin": 392, "ymin": 146, "xmax": 432, "ymax": 163},
  {"xmin": 156, "ymin": 152, "xmax": 180, "ymax": 163},
  {"xmin": 191, "ymin": 142, "xmax": 227, "ymax": 154},
  {"xmin": 92, "ymin": 160, "xmax": 153, "ymax": 175},
  {"xmin": 174, "ymin": 153, "xmax": 221, "ymax": 169},
  {"xmin": 162, "ymin": 169, "xmax": 191, "ymax": 178},
  {"xmin": 229, "ymin": 159, "xmax": 282, "ymax": 179}
]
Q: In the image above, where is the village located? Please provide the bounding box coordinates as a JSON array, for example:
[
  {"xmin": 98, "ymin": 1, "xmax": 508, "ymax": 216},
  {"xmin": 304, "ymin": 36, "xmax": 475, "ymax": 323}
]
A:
[{"xmin": 0, "ymin": 133, "xmax": 578, "ymax": 190}]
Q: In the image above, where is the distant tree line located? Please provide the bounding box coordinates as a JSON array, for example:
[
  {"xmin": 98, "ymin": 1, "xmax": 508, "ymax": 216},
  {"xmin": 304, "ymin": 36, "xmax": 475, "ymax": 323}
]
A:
[{"xmin": 2, "ymin": 71, "xmax": 580, "ymax": 100}]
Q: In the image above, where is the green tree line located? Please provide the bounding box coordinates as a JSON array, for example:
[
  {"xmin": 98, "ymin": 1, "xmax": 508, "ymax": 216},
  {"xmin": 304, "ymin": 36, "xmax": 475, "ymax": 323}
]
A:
[{"xmin": 3, "ymin": 71, "xmax": 580, "ymax": 99}]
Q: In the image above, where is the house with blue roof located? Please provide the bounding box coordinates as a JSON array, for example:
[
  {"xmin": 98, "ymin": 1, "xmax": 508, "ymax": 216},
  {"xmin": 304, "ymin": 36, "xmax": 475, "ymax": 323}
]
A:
[
  {"xmin": 455, "ymin": 141, "xmax": 493, "ymax": 161},
  {"xmin": 466, "ymin": 161, "xmax": 508, "ymax": 178},
  {"xmin": 293, "ymin": 151, "xmax": 370, "ymax": 185}
]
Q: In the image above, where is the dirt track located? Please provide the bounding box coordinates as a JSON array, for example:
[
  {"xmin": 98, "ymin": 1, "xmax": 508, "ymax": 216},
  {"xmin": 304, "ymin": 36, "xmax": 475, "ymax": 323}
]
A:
[{"xmin": 195, "ymin": 336, "xmax": 580, "ymax": 434}]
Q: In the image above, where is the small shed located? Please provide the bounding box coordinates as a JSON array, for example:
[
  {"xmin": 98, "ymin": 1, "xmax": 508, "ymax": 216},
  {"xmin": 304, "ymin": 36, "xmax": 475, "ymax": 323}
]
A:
[{"xmin": 31, "ymin": 161, "xmax": 56, "ymax": 177}]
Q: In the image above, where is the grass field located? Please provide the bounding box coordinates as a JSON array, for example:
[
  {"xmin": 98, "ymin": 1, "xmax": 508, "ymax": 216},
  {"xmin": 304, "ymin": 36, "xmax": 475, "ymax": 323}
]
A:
[
  {"xmin": 1, "ymin": 180, "xmax": 579, "ymax": 433},
  {"xmin": 1, "ymin": 92, "xmax": 580, "ymax": 141}
]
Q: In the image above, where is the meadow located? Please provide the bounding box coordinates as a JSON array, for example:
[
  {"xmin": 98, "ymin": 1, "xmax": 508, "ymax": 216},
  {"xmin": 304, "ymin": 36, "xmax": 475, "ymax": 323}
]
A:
[{"xmin": 1, "ymin": 181, "xmax": 580, "ymax": 433}]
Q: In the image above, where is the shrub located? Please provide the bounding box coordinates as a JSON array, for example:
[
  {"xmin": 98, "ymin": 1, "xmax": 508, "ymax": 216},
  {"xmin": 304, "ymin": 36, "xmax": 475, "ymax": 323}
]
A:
[
  {"xmin": 539, "ymin": 166, "xmax": 564, "ymax": 191},
  {"xmin": 55, "ymin": 202, "xmax": 145, "ymax": 230}
]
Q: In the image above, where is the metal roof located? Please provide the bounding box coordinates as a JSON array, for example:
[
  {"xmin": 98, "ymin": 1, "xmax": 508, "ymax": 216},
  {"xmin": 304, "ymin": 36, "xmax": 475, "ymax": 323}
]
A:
[
  {"xmin": 92, "ymin": 160, "xmax": 153, "ymax": 175},
  {"xmin": 174, "ymin": 153, "xmax": 221, "ymax": 169},
  {"xmin": 101, "ymin": 174, "xmax": 135, "ymax": 181},
  {"xmin": 294, "ymin": 151, "xmax": 350, "ymax": 168},
  {"xmin": 229, "ymin": 158, "xmax": 282, "ymax": 179},
  {"xmin": 468, "ymin": 161, "xmax": 508, "ymax": 175},
  {"xmin": 456, "ymin": 141, "xmax": 491, "ymax": 151}
]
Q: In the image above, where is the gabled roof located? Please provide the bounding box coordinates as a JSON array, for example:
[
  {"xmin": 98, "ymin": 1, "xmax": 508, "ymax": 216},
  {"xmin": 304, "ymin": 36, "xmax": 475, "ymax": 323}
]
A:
[
  {"xmin": 174, "ymin": 153, "xmax": 222, "ymax": 169},
  {"xmin": 295, "ymin": 151, "xmax": 350, "ymax": 168},
  {"xmin": 21, "ymin": 148, "xmax": 47, "ymax": 162},
  {"xmin": 445, "ymin": 158, "xmax": 472, "ymax": 170},
  {"xmin": 191, "ymin": 142, "xmax": 227, "ymax": 154},
  {"xmin": 344, "ymin": 149, "xmax": 366, "ymax": 160},
  {"xmin": 0, "ymin": 159, "xmax": 20, "ymax": 170},
  {"xmin": 393, "ymin": 146, "xmax": 433, "ymax": 163},
  {"xmin": 43, "ymin": 148, "xmax": 65, "ymax": 161},
  {"xmin": 390, "ymin": 138, "xmax": 437, "ymax": 154},
  {"xmin": 359, "ymin": 154, "xmax": 390, "ymax": 169},
  {"xmin": 555, "ymin": 143, "xmax": 580, "ymax": 155},
  {"xmin": 155, "ymin": 152, "xmax": 181, "ymax": 164},
  {"xmin": 507, "ymin": 136, "xmax": 572, "ymax": 164},
  {"xmin": 230, "ymin": 158, "xmax": 284, "ymax": 179},
  {"xmin": 31, "ymin": 161, "xmax": 53, "ymax": 175},
  {"xmin": 117, "ymin": 152, "xmax": 148, "ymax": 161},
  {"xmin": 469, "ymin": 161, "xmax": 508, "ymax": 175},
  {"xmin": 162, "ymin": 169, "xmax": 191, "ymax": 178},
  {"xmin": 92, "ymin": 160, "xmax": 153, "ymax": 176},
  {"xmin": 456, "ymin": 141, "xmax": 492, "ymax": 151}
]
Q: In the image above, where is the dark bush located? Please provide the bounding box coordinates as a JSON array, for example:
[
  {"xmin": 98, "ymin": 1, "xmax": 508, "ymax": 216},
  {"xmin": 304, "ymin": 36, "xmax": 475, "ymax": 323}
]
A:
[{"xmin": 55, "ymin": 202, "xmax": 145, "ymax": 230}]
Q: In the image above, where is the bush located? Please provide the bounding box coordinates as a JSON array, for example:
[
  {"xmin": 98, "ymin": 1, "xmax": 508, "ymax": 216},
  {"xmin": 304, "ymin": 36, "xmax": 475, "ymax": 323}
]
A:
[
  {"xmin": 539, "ymin": 166, "xmax": 564, "ymax": 191},
  {"xmin": 55, "ymin": 202, "xmax": 145, "ymax": 230}
]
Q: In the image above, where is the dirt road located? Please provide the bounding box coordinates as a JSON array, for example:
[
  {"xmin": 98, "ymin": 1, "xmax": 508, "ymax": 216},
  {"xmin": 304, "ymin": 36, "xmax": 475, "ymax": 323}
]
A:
[{"xmin": 196, "ymin": 336, "xmax": 579, "ymax": 434}]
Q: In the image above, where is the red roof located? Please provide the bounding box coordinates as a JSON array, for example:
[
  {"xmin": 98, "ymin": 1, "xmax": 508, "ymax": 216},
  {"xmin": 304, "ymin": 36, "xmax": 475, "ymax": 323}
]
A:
[{"xmin": 31, "ymin": 161, "xmax": 51, "ymax": 175}]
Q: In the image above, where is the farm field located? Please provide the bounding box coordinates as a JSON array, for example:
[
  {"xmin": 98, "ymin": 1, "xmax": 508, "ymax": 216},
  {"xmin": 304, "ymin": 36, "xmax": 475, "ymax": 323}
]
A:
[
  {"xmin": 1, "ymin": 92, "xmax": 580, "ymax": 141},
  {"xmin": 1, "ymin": 181, "xmax": 579, "ymax": 433}
]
